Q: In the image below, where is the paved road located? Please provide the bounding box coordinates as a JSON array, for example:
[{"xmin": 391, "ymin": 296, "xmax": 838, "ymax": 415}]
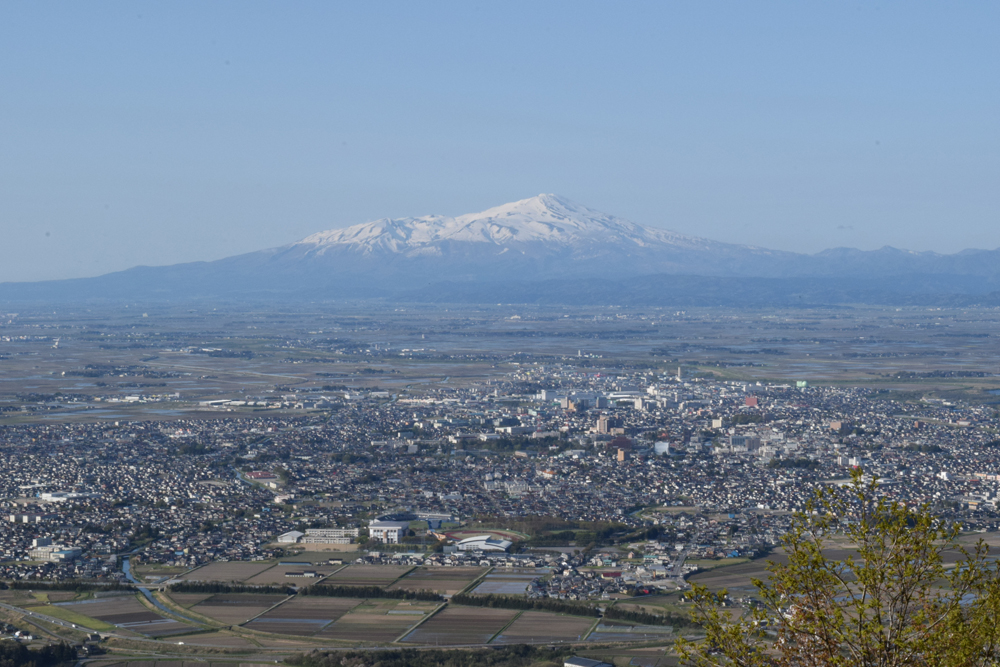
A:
[
  {"xmin": 669, "ymin": 529, "xmax": 711, "ymax": 584},
  {"xmin": 0, "ymin": 600, "xmax": 131, "ymax": 639}
]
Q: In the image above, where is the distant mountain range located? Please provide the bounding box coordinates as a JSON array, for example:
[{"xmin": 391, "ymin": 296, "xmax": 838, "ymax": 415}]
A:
[{"xmin": 5, "ymin": 194, "xmax": 1000, "ymax": 306}]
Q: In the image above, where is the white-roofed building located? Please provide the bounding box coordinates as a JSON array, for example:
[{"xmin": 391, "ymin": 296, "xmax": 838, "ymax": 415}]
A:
[{"xmin": 456, "ymin": 535, "xmax": 513, "ymax": 552}]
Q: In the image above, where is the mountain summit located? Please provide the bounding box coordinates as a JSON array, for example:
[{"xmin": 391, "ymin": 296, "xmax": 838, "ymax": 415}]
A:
[{"xmin": 292, "ymin": 194, "xmax": 713, "ymax": 256}]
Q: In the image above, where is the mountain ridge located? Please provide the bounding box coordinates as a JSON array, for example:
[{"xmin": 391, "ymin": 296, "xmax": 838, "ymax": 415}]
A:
[{"xmin": 2, "ymin": 194, "xmax": 999, "ymax": 305}]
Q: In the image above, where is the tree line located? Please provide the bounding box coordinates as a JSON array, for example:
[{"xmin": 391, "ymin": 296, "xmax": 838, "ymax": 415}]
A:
[
  {"xmin": 450, "ymin": 592, "xmax": 694, "ymax": 627},
  {"xmin": 301, "ymin": 585, "xmax": 443, "ymax": 601},
  {"xmin": 0, "ymin": 642, "xmax": 76, "ymax": 667},
  {"xmin": 167, "ymin": 581, "xmax": 443, "ymax": 601},
  {"xmin": 2, "ymin": 581, "xmax": 134, "ymax": 592},
  {"xmin": 168, "ymin": 582, "xmax": 292, "ymax": 595},
  {"xmin": 451, "ymin": 593, "xmax": 600, "ymax": 616}
]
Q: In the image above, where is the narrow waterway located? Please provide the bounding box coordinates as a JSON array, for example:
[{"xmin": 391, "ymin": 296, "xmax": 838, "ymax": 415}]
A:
[{"xmin": 122, "ymin": 556, "xmax": 201, "ymax": 624}]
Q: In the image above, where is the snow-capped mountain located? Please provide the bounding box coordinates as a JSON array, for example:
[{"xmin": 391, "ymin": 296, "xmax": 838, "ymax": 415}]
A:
[
  {"xmin": 294, "ymin": 194, "xmax": 717, "ymax": 255},
  {"xmin": 4, "ymin": 194, "xmax": 1000, "ymax": 305},
  {"xmin": 265, "ymin": 194, "xmax": 795, "ymax": 280}
]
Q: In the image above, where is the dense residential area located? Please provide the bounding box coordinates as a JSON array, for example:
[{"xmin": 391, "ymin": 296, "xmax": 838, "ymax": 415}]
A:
[{"xmin": 2, "ymin": 364, "xmax": 999, "ymax": 589}]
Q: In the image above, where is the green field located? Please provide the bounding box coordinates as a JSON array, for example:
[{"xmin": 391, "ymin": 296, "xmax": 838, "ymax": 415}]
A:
[
  {"xmin": 686, "ymin": 557, "xmax": 752, "ymax": 570},
  {"xmin": 25, "ymin": 605, "xmax": 117, "ymax": 631}
]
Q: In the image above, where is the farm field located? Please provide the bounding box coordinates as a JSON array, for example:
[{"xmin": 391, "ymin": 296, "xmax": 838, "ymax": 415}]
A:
[
  {"xmin": 687, "ymin": 557, "xmax": 782, "ymax": 592},
  {"xmin": 244, "ymin": 596, "xmax": 362, "ymax": 636},
  {"xmin": 166, "ymin": 593, "xmax": 214, "ymax": 608},
  {"xmin": 472, "ymin": 572, "xmax": 537, "ymax": 596},
  {"xmin": 321, "ymin": 564, "xmax": 412, "ymax": 587},
  {"xmin": 492, "ymin": 611, "xmax": 595, "ymax": 643},
  {"xmin": 685, "ymin": 557, "xmax": 752, "ymax": 571},
  {"xmin": 1, "ymin": 589, "xmax": 84, "ymax": 608},
  {"xmin": 401, "ymin": 606, "xmax": 516, "ymax": 645},
  {"xmin": 242, "ymin": 563, "xmax": 340, "ymax": 586},
  {"xmin": 613, "ymin": 593, "xmax": 689, "ymax": 617},
  {"xmin": 53, "ymin": 596, "xmax": 198, "ymax": 637},
  {"xmin": 314, "ymin": 599, "xmax": 436, "ymax": 643},
  {"xmin": 25, "ymin": 604, "xmax": 117, "ymax": 632},
  {"xmin": 690, "ymin": 545, "xmax": 968, "ymax": 595},
  {"xmin": 579, "ymin": 647, "xmax": 680, "ymax": 667},
  {"xmin": 29, "ymin": 591, "xmax": 80, "ymax": 603},
  {"xmin": 187, "ymin": 593, "xmax": 288, "ymax": 625},
  {"xmin": 280, "ymin": 551, "xmax": 355, "ymax": 562},
  {"xmin": 586, "ymin": 620, "xmax": 675, "ymax": 643},
  {"xmin": 387, "ymin": 566, "xmax": 484, "ymax": 596},
  {"xmin": 179, "ymin": 561, "xmax": 275, "ymax": 583}
]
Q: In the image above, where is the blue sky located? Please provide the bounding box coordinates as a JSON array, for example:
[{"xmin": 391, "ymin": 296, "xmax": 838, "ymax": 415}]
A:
[{"xmin": 2, "ymin": 2, "xmax": 999, "ymax": 281}]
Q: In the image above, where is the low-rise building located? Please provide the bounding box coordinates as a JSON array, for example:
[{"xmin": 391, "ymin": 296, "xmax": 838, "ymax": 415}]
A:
[
  {"xmin": 301, "ymin": 527, "xmax": 359, "ymax": 544},
  {"xmin": 456, "ymin": 535, "xmax": 512, "ymax": 552},
  {"xmin": 368, "ymin": 520, "xmax": 410, "ymax": 544}
]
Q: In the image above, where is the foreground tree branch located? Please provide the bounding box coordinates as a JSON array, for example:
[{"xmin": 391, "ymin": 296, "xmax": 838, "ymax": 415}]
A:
[{"xmin": 677, "ymin": 468, "xmax": 1000, "ymax": 667}]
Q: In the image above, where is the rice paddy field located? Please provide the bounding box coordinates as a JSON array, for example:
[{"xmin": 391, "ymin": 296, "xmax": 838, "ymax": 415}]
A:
[
  {"xmin": 1, "ymin": 588, "xmax": 87, "ymax": 608},
  {"xmin": 243, "ymin": 596, "xmax": 363, "ymax": 636},
  {"xmin": 320, "ymin": 564, "xmax": 412, "ymax": 587},
  {"xmin": 165, "ymin": 592, "xmax": 215, "ymax": 608},
  {"xmin": 471, "ymin": 572, "xmax": 537, "ymax": 595},
  {"xmin": 611, "ymin": 593, "xmax": 689, "ymax": 618},
  {"xmin": 46, "ymin": 595, "xmax": 199, "ymax": 637},
  {"xmin": 242, "ymin": 563, "xmax": 341, "ymax": 586},
  {"xmin": 386, "ymin": 566, "xmax": 484, "ymax": 596},
  {"xmin": 186, "ymin": 593, "xmax": 288, "ymax": 625},
  {"xmin": 313, "ymin": 599, "xmax": 440, "ymax": 643},
  {"xmin": 13, "ymin": 560, "xmax": 678, "ymax": 650},
  {"xmin": 586, "ymin": 620, "xmax": 675, "ymax": 643},
  {"xmin": 401, "ymin": 606, "xmax": 517, "ymax": 645},
  {"xmin": 17, "ymin": 584, "xmax": 679, "ymax": 650},
  {"xmin": 178, "ymin": 561, "xmax": 275, "ymax": 583},
  {"xmin": 491, "ymin": 611, "xmax": 596, "ymax": 644},
  {"xmin": 316, "ymin": 614, "xmax": 419, "ymax": 643}
]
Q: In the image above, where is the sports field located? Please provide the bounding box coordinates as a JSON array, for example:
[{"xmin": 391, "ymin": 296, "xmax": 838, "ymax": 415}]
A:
[{"xmin": 444, "ymin": 529, "xmax": 528, "ymax": 542}]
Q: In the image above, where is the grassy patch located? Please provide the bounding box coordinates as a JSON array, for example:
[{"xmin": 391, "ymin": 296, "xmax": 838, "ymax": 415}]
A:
[
  {"xmin": 686, "ymin": 557, "xmax": 751, "ymax": 570},
  {"xmin": 25, "ymin": 605, "xmax": 117, "ymax": 631}
]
